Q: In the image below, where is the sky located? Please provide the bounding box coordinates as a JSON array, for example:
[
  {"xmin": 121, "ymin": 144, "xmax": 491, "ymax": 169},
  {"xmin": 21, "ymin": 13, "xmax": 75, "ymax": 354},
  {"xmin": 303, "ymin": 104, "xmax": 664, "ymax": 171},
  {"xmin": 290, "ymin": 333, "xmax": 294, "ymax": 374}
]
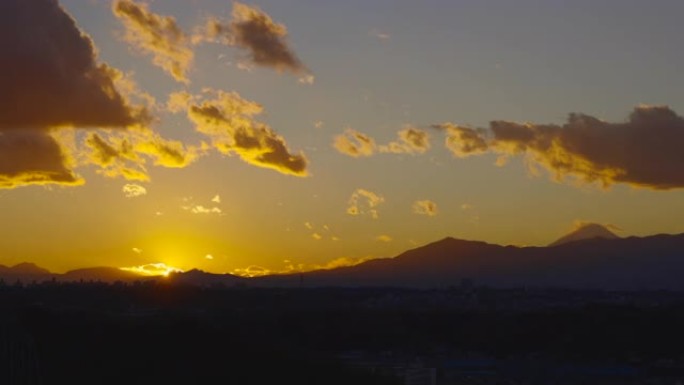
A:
[{"xmin": 2, "ymin": 0, "xmax": 684, "ymax": 276}]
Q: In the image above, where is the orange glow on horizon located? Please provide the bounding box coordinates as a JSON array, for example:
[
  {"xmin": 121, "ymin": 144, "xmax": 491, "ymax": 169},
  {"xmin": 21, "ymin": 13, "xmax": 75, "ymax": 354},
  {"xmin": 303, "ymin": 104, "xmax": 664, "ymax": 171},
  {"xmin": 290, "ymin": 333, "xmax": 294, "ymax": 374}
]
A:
[{"xmin": 120, "ymin": 263, "xmax": 183, "ymax": 277}]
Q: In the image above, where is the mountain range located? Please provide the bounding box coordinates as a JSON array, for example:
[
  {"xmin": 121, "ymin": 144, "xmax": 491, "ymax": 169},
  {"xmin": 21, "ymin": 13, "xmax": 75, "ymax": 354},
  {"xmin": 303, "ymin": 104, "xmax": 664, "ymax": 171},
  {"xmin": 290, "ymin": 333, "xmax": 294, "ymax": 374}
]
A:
[{"xmin": 2, "ymin": 224, "xmax": 684, "ymax": 290}]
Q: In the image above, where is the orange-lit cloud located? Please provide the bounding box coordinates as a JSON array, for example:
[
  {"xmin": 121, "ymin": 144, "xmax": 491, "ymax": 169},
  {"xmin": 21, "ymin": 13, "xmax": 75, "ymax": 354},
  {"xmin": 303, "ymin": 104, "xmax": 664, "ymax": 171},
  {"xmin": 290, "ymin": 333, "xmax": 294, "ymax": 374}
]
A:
[
  {"xmin": 231, "ymin": 256, "xmax": 378, "ymax": 277},
  {"xmin": 113, "ymin": 0, "xmax": 193, "ymax": 83},
  {"xmin": 120, "ymin": 262, "xmax": 183, "ymax": 277},
  {"xmin": 434, "ymin": 123, "xmax": 489, "ymax": 158},
  {"xmin": 170, "ymin": 89, "xmax": 308, "ymax": 177},
  {"xmin": 83, "ymin": 128, "xmax": 200, "ymax": 181},
  {"xmin": 0, "ymin": 0, "xmax": 156, "ymax": 189},
  {"xmin": 333, "ymin": 129, "xmax": 377, "ymax": 158},
  {"xmin": 335, "ymin": 127, "xmax": 431, "ymax": 157},
  {"xmin": 197, "ymin": 2, "xmax": 310, "ymax": 80},
  {"xmin": 122, "ymin": 183, "xmax": 147, "ymax": 198},
  {"xmin": 347, "ymin": 188, "xmax": 384, "ymax": 219},
  {"xmin": 413, "ymin": 200, "xmax": 438, "ymax": 216},
  {"xmin": 376, "ymin": 235, "xmax": 393, "ymax": 242},
  {"xmin": 184, "ymin": 205, "xmax": 222, "ymax": 215},
  {"xmin": 379, "ymin": 127, "xmax": 431, "ymax": 155},
  {"xmin": 0, "ymin": 131, "xmax": 83, "ymax": 189},
  {"xmin": 438, "ymin": 106, "xmax": 684, "ymax": 189}
]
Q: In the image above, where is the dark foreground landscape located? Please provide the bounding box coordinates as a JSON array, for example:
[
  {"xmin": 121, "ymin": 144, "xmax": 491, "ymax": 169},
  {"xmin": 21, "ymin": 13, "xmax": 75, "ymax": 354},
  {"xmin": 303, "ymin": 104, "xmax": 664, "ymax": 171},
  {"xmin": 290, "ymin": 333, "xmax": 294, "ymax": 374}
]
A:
[{"xmin": 3, "ymin": 281, "xmax": 684, "ymax": 384}]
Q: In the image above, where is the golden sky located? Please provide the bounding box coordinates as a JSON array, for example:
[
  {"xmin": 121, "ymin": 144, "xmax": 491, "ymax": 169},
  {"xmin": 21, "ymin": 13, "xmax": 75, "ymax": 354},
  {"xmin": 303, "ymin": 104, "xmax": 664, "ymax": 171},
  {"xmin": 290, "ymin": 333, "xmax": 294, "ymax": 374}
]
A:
[{"xmin": 1, "ymin": 0, "xmax": 684, "ymax": 275}]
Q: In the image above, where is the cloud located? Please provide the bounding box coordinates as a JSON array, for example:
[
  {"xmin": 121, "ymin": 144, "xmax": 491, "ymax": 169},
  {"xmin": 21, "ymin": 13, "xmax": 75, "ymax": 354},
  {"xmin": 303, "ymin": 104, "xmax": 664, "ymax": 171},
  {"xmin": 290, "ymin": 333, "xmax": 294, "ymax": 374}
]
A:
[
  {"xmin": 347, "ymin": 188, "xmax": 384, "ymax": 219},
  {"xmin": 132, "ymin": 247, "xmax": 142, "ymax": 254},
  {"xmin": 369, "ymin": 29, "xmax": 391, "ymax": 41},
  {"xmin": 0, "ymin": 0, "xmax": 148, "ymax": 131},
  {"xmin": 333, "ymin": 129, "xmax": 377, "ymax": 158},
  {"xmin": 413, "ymin": 200, "xmax": 438, "ymax": 216},
  {"xmin": 335, "ymin": 127, "xmax": 431, "ymax": 157},
  {"xmin": 197, "ymin": 2, "xmax": 310, "ymax": 79},
  {"xmin": 232, "ymin": 256, "xmax": 377, "ymax": 277},
  {"xmin": 437, "ymin": 106, "xmax": 684, "ymax": 189},
  {"xmin": 379, "ymin": 127, "xmax": 431, "ymax": 155},
  {"xmin": 231, "ymin": 265, "xmax": 271, "ymax": 278},
  {"xmin": 211, "ymin": 194, "xmax": 221, "ymax": 203},
  {"xmin": 376, "ymin": 235, "xmax": 392, "ymax": 242},
  {"xmin": 173, "ymin": 89, "xmax": 308, "ymax": 177},
  {"xmin": 0, "ymin": 131, "xmax": 83, "ymax": 189},
  {"xmin": 120, "ymin": 262, "xmax": 182, "ymax": 277},
  {"xmin": 83, "ymin": 128, "xmax": 200, "ymax": 181},
  {"xmin": 113, "ymin": 0, "xmax": 193, "ymax": 83},
  {"xmin": 122, "ymin": 183, "xmax": 147, "ymax": 198},
  {"xmin": 434, "ymin": 123, "xmax": 489, "ymax": 158},
  {"xmin": 183, "ymin": 205, "xmax": 222, "ymax": 215}
]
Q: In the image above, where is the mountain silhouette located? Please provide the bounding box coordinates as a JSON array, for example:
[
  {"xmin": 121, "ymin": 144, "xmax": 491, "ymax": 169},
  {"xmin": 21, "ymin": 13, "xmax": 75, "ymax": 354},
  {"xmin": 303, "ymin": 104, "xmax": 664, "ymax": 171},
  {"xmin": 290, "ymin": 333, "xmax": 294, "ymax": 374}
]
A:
[
  {"xmin": 549, "ymin": 223, "xmax": 620, "ymax": 246},
  {"xmin": 0, "ymin": 262, "xmax": 51, "ymax": 275},
  {"xmin": 254, "ymin": 233, "xmax": 684, "ymax": 290},
  {"xmin": 61, "ymin": 267, "xmax": 143, "ymax": 282},
  {"xmin": 3, "ymin": 232, "xmax": 684, "ymax": 290}
]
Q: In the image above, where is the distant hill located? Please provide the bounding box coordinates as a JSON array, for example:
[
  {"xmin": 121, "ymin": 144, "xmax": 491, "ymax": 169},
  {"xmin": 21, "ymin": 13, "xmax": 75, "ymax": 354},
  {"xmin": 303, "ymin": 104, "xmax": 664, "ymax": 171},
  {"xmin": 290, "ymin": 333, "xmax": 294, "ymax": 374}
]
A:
[
  {"xmin": 4, "ymin": 231, "xmax": 684, "ymax": 290},
  {"xmin": 0, "ymin": 262, "xmax": 51, "ymax": 276},
  {"xmin": 549, "ymin": 223, "xmax": 620, "ymax": 246},
  {"xmin": 254, "ymin": 233, "xmax": 684, "ymax": 291},
  {"xmin": 61, "ymin": 267, "xmax": 144, "ymax": 282}
]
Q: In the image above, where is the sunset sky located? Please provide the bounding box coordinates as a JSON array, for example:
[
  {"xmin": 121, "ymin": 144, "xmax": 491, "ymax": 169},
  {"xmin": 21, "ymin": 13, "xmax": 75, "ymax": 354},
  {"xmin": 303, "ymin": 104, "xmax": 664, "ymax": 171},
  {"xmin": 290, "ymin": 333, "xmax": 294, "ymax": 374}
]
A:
[{"xmin": 2, "ymin": 0, "xmax": 684, "ymax": 275}]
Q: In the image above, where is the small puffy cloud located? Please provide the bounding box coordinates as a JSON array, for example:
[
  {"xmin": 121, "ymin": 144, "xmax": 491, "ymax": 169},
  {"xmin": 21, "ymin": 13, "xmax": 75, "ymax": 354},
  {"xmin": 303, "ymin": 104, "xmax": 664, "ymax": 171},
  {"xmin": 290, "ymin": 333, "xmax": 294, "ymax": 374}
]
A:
[
  {"xmin": 333, "ymin": 129, "xmax": 376, "ymax": 158},
  {"xmin": 211, "ymin": 194, "xmax": 221, "ymax": 203},
  {"xmin": 434, "ymin": 123, "xmax": 489, "ymax": 158},
  {"xmin": 413, "ymin": 200, "xmax": 438, "ymax": 216},
  {"xmin": 347, "ymin": 188, "xmax": 384, "ymax": 219},
  {"xmin": 205, "ymin": 254, "xmax": 214, "ymax": 260},
  {"xmin": 304, "ymin": 222, "xmax": 313, "ymax": 230},
  {"xmin": 113, "ymin": 0, "xmax": 193, "ymax": 83},
  {"xmin": 313, "ymin": 121, "xmax": 324, "ymax": 129},
  {"xmin": 0, "ymin": 0, "xmax": 147, "ymax": 131},
  {"xmin": 379, "ymin": 127, "xmax": 431, "ymax": 155},
  {"xmin": 122, "ymin": 183, "xmax": 147, "ymax": 198},
  {"xmin": 376, "ymin": 235, "xmax": 392, "ymax": 242},
  {"xmin": 176, "ymin": 89, "xmax": 308, "ymax": 177},
  {"xmin": 437, "ymin": 106, "xmax": 684, "ymax": 189},
  {"xmin": 132, "ymin": 247, "xmax": 142, "ymax": 254},
  {"xmin": 312, "ymin": 233, "xmax": 322, "ymax": 240},
  {"xmin": 0, "ymin": 131, "xmax": 83, "ymax": 189},
  {"xmin": 197, "ymin": 2, "xmax": 310, "ymax": 79}
]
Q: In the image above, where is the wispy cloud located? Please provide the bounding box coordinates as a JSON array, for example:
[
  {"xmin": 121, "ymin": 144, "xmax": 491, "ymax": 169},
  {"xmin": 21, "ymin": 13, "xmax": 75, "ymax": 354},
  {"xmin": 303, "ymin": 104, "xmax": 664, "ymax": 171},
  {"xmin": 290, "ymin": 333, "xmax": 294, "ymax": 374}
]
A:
[
  {"xmin": 413, "ymin": 200, "xmax": 438, "ymax": 216},
  {"xmin": 334, "ymin": 127, "xmax": 431, "ymax": 157},
  {"xmin": 376, "ymin": 234, "xmax": 392, "ymax": 242},
  {"xmin": 112, "ymin": 0, "xmax": 193, "ymax": 83},
  {"xmin": 347, "ymin": 188, "xmax": 384, "ymax": 219},
  {"xmin": 196, "ymin": 2, "xmax": 311, "ymax": 81}
]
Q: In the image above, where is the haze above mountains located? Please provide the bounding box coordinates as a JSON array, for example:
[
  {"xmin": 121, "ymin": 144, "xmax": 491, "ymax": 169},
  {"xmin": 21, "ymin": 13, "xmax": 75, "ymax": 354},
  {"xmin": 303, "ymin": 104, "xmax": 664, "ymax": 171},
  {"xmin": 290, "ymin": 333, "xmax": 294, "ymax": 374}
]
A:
[{"xmin": 3, "ymin": 224, "xmax": 684, "ymax": 290}]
